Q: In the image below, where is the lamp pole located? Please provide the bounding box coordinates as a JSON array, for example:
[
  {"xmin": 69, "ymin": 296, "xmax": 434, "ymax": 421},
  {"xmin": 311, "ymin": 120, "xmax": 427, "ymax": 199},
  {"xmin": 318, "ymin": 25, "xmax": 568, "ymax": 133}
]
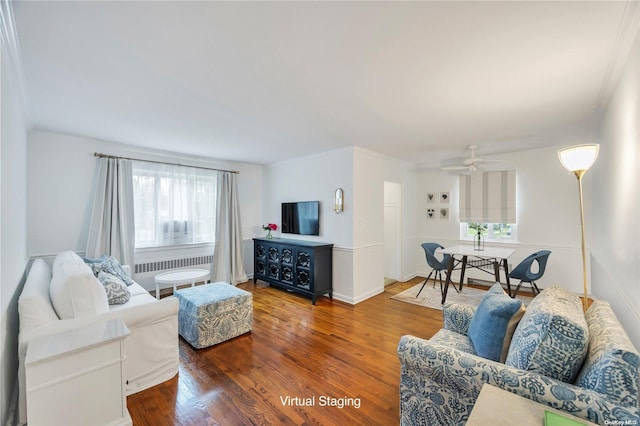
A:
[
  {"xmin": 575, "ymin": 170, "xmax": 589, "ymax": 312},
  {"xmin": 557, "ymin": 143, "xmax": 599, "ymax": 313}
]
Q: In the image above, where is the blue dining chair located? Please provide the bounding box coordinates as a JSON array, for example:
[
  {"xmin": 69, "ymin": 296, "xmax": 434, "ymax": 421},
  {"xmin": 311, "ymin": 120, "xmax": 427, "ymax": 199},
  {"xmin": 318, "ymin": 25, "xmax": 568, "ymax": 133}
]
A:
[
  {"xmin": 508, "ymin": 250, "xmax": 551, "ymax": 298},
  {"xmin": 416, "ymin": 243, "xmax": 453, "ymax": 298}
]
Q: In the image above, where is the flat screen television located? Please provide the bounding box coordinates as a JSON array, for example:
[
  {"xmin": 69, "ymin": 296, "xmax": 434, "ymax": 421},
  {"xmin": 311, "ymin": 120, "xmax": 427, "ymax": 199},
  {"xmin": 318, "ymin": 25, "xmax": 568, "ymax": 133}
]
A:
[{"xmin": 281, "ymin": 201, "xmax": 320, "ymax": 236}]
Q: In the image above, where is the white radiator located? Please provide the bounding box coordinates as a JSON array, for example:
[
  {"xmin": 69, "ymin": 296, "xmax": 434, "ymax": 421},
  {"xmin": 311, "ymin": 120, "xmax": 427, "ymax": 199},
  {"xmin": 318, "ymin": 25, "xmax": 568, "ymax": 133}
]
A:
[{"xmin": 134, "ymin": 255, "xmax": 213, "ymax": 274}]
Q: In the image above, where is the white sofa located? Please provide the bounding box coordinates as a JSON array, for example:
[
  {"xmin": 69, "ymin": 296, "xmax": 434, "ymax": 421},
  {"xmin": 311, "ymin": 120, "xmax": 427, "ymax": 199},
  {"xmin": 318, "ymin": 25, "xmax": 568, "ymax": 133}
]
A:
[{"xmin": 16, "ymin": 251, "xmax": 179, "ymax": 426}]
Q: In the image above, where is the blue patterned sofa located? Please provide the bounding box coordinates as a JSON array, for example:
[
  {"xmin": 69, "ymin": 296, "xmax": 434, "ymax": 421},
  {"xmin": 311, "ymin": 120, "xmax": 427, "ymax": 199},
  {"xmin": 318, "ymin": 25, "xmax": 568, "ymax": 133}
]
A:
[{"xmin": 397, "ymin": 287, "xmax": 640, "ymax": 425}]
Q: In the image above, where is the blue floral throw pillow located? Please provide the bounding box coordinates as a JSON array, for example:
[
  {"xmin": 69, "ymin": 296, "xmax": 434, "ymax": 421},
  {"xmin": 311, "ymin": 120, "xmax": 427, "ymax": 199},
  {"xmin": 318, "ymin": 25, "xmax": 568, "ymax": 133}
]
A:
[
  {"xmin": 97, "ymin": 271, "xmax": 131, "ymax": 305},
  {"xmin": 505, "ymin": 287, "xmax": 588, "ymax": 382},
  {"xmin": 85, "ymin": 256, "xmax": 134, "ymax": 286},
  {"xmin": 468, "ymin": 283, "xmax": 526, "ymax": 362}
]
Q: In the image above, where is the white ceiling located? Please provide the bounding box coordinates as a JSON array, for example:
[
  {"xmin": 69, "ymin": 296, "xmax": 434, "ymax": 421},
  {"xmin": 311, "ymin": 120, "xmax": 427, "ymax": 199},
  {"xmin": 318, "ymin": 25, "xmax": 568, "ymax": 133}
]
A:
[{"xmin": 10, "ymin": 1, "xmax": 635, "ymax": 166}]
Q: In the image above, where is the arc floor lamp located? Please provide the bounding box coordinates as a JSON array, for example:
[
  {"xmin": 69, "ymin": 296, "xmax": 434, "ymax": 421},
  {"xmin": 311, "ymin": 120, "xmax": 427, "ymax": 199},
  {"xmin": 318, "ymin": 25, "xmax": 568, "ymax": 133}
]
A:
[{"xmin": 557, "ymin": 144, "xmax": 599, "ymax": 312}]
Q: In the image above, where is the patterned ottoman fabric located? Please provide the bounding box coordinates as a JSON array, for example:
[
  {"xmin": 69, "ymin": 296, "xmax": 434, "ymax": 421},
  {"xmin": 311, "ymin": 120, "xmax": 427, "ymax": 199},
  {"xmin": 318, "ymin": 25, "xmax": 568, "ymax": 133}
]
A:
[
  {"xmin": 176, "ymin": 282, "xmax": 253, "ymax": 349},
  {"xmin": 505, "ymin": 286, "xmax": 588, "ymax": 383}
]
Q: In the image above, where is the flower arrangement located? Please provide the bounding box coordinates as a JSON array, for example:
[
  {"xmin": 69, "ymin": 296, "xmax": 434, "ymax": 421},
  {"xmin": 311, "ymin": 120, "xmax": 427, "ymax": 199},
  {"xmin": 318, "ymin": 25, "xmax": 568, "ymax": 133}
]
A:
[{"xmin": 263, "ymin": 223, "xmax": 278, "ymax": 239}]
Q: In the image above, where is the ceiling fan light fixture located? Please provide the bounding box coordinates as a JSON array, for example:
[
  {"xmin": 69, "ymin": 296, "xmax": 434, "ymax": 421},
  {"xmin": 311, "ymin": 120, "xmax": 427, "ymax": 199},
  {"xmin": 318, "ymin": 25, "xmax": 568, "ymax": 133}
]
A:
[{"xmin": 440, "ymin": 145, "xmax": 509, "ymax": 174}]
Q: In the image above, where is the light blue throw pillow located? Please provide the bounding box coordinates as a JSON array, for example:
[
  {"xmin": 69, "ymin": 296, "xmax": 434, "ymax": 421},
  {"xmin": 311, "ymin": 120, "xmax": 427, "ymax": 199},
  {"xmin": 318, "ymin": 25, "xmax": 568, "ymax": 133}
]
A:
[{"xmin": 468, "ymin": 283, "xmax": 525, "ymax": 362}]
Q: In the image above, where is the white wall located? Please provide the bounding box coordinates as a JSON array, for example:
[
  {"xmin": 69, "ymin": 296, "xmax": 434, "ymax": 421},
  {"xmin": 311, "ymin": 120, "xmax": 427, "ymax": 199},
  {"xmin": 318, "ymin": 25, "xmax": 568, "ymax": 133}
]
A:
[
  {"xmin": 265, "ymin": 147, "xmax": 356, "ymax": 301},
  {"xmin": 413, "ymin": 146, "xmax": 589, "ymax": 295},
  {"xmin": 27, "ymin": 130, "xmax": 264, "ymax": 290},
  {"xmin": 352, "ymin": 148, "xmax": 415, "ymax": 303},
  {"xmin": 266, "ymin": 146, "xmax": 415, "ymax": 304},
  {"xmin": 350, "ymin": 149, "xmax": 386, "ymax": 302},
  {"xmin": 593, "ymin": 25, "xmax": 640, "ymax": 348},
  {"xmin": 0, "ymin": 39, "xmax": 29, "ymax": 425}
]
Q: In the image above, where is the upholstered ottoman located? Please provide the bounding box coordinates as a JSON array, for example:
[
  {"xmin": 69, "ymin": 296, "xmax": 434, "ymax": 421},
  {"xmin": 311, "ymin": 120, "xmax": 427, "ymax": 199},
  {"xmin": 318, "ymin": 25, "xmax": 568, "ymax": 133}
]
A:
[{"xmin": 175, "ymin": 282, "xmax": 252, "ymax": 349}]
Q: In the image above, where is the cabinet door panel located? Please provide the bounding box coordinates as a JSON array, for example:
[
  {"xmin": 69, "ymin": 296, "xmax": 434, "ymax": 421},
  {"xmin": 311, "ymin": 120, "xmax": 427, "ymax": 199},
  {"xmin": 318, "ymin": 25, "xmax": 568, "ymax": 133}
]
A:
[
  {"xmin": 256, "ymin": 244, "xmax": 266, "ymax": 259},
  {"xmin": 296, "ymin": 250, "xmax": 311, "ymax": 268},
  {"xmin": 296, "ymin": 269, "xmax": 310, "ymax": 290},
  {"xmin": 255, "ymin": 243, "xmax": 267, "ymax": 278},
  {"xmin": 256, "ymin": 259, "xmax": 266, "ymax": 277},
  {"xmin": 281, "ymin": 248, "xmax": 293, "ymax": 265},
  {"xmin": 281, "ymin": 266, "xmax": 294, "ymax": 284},
  {"xmin": 268, "ymin": 263, "xmax": 280, "ymax": 280},
  {"xmin": 268, "ymin": 246, "xmax": 280, "ymax": 262}
]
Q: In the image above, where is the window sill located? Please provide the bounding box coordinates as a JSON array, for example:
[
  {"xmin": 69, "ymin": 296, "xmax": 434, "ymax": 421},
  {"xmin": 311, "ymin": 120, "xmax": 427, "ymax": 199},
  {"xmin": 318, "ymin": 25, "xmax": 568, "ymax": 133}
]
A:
[
  {"xmin": 459, "ymin": 237, "xmax": 519, "ymax": 245},
  {"xmin": 135, "ymin": 242, "xmax": 214, "ymax": 254}
]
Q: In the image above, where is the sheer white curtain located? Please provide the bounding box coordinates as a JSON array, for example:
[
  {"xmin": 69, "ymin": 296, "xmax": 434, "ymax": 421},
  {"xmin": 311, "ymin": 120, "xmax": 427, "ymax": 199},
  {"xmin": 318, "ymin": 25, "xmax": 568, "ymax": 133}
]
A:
[
  {"xmin": 86, "ymin": 158, "xmax": 135, "ymax": 266},
  {"xmin": 132, "ymin": 162, "xmax": 216, "ymax": 247},
  {"xmin": 212, "ymin": 171, "xmax": 247, "ymax": 285}
]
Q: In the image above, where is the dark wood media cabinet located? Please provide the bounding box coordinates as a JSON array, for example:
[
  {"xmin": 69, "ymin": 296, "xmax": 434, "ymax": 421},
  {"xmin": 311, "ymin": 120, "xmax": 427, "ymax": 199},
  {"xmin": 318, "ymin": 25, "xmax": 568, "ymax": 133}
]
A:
[{"xmin": 253, "ymin": 237, "xmax": 333, "ymax": 304}]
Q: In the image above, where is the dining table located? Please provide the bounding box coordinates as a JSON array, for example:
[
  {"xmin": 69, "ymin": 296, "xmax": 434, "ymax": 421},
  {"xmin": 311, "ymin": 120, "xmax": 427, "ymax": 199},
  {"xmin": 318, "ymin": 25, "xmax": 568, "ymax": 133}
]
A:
[{"xmin": 438, "ymin": 245, "xmax": 516, "ymax": 304}]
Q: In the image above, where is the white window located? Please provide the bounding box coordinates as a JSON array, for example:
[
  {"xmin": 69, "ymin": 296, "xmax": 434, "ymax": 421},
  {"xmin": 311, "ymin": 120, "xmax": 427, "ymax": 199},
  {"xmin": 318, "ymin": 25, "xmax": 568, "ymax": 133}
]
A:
[
  {"xmin": 132, "ymin": 162, "xmax": 217, "ymax": 248},
  {"xmin": 460, "ymin": 222, "xmax": 517, "ymax": 242}
]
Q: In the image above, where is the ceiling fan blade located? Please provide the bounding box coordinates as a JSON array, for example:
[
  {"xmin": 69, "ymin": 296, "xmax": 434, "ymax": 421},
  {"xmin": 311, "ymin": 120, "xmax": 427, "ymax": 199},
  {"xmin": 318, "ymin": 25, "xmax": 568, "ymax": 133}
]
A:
[
  {"xmin": 441, "ymin": 145, "xmax": 512, "ymax": 174},
  {"xmin": 464, "ymin": 157, "xmax": 507, "ymax": 166},
  {"xmin": 476, "ymin": 159, "xmax": 508, "ymax": 164},
  {"xmin": 441, "ymin": 165, "xmax": 470, "ymax": 171}
]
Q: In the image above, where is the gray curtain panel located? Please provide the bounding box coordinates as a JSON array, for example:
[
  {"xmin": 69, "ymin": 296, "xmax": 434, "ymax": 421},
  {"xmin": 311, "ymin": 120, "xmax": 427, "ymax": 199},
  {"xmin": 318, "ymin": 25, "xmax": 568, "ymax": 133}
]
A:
[
  {"xmin": 213, "ymin": 171, "xmax": 247, "ymax": 285},
  {"xmin": 86, "ymin": 157, "xmax": 135, "ymax": 267}
]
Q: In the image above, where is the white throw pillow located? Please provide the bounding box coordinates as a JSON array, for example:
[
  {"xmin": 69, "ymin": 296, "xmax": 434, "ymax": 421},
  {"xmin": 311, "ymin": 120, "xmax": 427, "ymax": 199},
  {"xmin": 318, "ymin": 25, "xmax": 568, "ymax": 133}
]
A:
[
  {"xmin": 49, "ymin": 259, "xmax": 109, "ymax": 319},
  {"xmin": 52, "ymin": 250, "xmax": 83, "ymax": 276},
  {"xmin": 18, "ymin": 259, "xmax": 58, "ymax": 330}
]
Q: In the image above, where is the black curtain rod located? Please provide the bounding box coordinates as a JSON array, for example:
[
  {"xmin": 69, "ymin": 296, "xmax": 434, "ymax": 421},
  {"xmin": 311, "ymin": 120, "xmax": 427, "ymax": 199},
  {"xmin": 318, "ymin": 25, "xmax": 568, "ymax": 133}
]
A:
[{"xmin": 93, "ymin": 152, "xmax": 239, "ymax": 174}]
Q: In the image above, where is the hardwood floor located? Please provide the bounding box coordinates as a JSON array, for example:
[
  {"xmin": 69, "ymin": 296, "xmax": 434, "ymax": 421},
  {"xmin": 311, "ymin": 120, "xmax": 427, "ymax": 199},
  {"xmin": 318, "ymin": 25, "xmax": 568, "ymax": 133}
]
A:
[{"xmin": 126, "ymin": 277, "xmax": 443, "ymax": 425}]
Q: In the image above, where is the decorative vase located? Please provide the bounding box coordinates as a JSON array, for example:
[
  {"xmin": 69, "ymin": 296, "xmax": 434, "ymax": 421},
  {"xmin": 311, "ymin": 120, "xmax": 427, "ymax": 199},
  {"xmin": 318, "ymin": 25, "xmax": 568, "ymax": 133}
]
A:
[
  {"xmin": 266, "ymin": 229, "xmax": 273, "ymax": 240},
  {"xmin": 474, "ymin": 228, "xmax": 484, "ymax": 251}
]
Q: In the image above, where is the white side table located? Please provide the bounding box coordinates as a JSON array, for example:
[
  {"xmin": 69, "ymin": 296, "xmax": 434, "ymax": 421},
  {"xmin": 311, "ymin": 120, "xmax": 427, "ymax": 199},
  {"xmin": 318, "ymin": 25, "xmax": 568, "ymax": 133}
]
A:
[
  {"xmin": 154, "ymin": 268, "xmax": 210, "ymax": 299},
  {"xmin": 25, "ymin": 319, "xmax": 131, "ymax": 426},
  {"xmin": 467, "ymin": 384, "xmax": 599, "ymax": 426}
]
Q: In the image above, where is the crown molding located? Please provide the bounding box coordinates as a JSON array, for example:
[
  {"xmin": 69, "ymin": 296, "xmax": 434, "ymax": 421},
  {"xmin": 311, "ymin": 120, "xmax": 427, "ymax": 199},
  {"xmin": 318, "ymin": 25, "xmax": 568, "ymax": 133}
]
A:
[
  {"xmin": 0, "ymin": 0, "xmax": 30, "ymax": 123},
  {"xmin": 595, "ymin": 0, "xmax": 640, "ymax": 113}
]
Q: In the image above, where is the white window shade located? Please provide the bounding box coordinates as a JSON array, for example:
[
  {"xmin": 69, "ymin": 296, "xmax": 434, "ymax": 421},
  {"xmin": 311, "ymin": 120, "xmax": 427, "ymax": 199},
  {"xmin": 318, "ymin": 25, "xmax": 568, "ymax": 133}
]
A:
[{"xmin": 459, "ymin": 170, "xmax": 516, "ymax": 223}]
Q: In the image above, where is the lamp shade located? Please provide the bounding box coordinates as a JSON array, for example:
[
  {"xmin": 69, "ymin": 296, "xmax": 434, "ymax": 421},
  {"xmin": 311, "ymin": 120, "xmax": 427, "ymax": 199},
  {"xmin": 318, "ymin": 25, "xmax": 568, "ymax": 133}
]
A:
[{"xmin": 558, "ymin": 144, "xmax": 600, "ymax": 172}]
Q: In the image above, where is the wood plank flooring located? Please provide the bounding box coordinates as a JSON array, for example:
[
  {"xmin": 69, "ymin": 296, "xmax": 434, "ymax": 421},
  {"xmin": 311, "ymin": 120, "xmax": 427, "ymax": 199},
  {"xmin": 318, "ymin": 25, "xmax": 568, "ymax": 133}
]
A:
[{"xmin": 126, "ymin": 277, "xmax": 443, "ymax": 425}]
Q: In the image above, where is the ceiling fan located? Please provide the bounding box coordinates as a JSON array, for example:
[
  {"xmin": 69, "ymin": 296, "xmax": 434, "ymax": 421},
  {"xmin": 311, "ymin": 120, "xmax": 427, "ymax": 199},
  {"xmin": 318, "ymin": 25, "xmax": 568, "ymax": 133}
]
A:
[{"xmin": 441, "ymin": 145, "xmax": 508, "ymax": 174}]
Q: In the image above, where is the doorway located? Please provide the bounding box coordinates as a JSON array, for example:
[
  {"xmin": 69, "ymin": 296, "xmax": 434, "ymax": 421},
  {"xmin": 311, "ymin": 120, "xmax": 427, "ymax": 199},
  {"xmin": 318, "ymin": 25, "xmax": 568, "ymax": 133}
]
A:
[{"xmin": 384, "ymin": 182, "xmax": 402, "ymax": 285}]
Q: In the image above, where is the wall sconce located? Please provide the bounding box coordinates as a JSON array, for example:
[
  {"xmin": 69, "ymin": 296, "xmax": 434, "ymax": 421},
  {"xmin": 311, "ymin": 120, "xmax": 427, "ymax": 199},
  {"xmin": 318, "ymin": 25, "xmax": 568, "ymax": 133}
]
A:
[
  {"xmin": 334, "ymin": 188, "xmax": 344, "ymax": 214},
  {"xmin": 558, "ymin": 143, "xmax": 599, "ymax": 312}
]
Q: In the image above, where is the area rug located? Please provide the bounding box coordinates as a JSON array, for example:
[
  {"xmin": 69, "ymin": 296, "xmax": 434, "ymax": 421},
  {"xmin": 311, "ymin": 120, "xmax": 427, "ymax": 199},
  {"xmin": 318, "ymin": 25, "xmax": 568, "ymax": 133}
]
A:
[{"xmin": 391, "ymin": 281, "xmax": 531, "ymax": 311}]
